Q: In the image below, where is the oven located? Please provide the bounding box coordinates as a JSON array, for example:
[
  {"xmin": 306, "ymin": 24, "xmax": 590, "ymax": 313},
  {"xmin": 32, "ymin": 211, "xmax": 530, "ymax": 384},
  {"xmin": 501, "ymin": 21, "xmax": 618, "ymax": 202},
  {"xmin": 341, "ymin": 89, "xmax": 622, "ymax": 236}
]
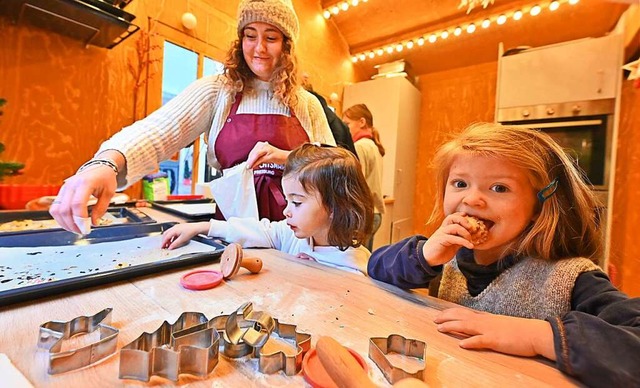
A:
[{"xmin": 497, "ymin": 98, "xmax": 614, "ymax": 206}]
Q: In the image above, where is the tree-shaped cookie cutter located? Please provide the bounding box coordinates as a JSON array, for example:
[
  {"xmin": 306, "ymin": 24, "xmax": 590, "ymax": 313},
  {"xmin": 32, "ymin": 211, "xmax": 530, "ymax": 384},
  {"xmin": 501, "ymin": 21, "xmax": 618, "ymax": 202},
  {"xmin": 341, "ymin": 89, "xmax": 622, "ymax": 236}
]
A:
[
  {"xmin": 119, "ymin": 311, "xmax": 219, "ymax": 382},
  {"xmin": 368, "ymin": 334, "xmax": 427, "ymax": 384},
  {"xmin": 37, "ymin": 307, "xmax": 119, "ymax": 374}
]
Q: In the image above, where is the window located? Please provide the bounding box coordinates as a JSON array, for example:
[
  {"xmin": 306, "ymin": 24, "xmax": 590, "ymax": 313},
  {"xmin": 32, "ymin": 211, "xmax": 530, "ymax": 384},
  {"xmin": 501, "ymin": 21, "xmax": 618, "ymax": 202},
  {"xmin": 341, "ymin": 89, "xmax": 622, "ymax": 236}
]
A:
[{"xmin": 158, "ymin": 42, "xmax": 223, "ymax": 195}]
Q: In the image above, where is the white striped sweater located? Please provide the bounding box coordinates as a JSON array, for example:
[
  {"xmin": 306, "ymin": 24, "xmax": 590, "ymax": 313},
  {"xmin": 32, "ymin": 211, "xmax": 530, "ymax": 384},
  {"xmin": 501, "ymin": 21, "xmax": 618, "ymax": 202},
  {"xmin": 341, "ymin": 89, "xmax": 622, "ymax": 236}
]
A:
[{"xmin": 98, "ymin": 75, "xmax": 334, "ymax": 189}]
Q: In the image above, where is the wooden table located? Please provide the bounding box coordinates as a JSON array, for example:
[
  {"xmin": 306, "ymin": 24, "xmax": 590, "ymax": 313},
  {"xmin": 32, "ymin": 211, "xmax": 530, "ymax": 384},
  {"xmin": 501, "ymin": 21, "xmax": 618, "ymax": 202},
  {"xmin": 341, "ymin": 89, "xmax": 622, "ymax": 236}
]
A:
[{"xmin": 0, "ymin": 207, "xmax": 578, "ymax": 387}]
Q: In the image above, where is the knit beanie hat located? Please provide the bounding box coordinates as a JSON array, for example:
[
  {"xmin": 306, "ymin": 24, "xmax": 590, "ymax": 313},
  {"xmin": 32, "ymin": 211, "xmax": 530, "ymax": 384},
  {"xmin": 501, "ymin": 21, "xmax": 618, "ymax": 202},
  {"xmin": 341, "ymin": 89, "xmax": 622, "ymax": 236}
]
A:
[{"xmin": 237, "ymin": 0, "xmax": 299, "ymax": 41}]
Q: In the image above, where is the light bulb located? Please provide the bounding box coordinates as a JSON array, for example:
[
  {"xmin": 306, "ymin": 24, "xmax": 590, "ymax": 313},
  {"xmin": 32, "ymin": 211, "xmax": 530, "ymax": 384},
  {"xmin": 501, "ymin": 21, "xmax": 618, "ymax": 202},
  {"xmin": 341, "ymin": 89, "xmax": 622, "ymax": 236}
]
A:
[
  {"xmin": 454, "ymin": 27, "xmax": 462, "ymax": 36},
  {"xmin": 428, "ymin": 34, "xmax": 437, "ymax": 43},
  {"xmin": 513, "ymin": 10, "xmax": 523, "ymax": 20},
  {"xmin": 467, "ymin": 23, "xmax": 476, "ymax": 34},
  {"xmin": 181, "ymin": 12, "xmax": 197, "ymax": 30},
  {"xmin": 549, "ymin": 1, "xmax": 559, "ymax": 11},
  {"xmin": 530, "ymin": 5, "xmax": 541, "ymax": 16},
  {"xmin": 497, "ymin": 14, "xmax": 507, "ymax": 25},
  {"xmin": 482, "ymin": 19, "xmax": 490, "ymax": 28}
]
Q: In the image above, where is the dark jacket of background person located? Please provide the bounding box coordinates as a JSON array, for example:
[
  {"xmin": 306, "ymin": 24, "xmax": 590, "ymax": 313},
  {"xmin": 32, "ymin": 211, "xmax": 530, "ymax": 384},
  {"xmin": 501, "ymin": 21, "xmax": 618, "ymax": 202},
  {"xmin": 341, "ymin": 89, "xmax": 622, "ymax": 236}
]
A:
[{"xmin": 308, "ymin": 90, "xmax": 358, "ymax": 157}]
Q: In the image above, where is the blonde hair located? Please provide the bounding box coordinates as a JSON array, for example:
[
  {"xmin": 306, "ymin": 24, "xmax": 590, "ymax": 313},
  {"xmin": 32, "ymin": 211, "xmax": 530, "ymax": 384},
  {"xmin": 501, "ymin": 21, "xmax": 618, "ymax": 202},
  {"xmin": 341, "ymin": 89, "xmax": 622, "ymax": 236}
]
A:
[
  {"xmin": 429, "ymin": 122, "xmax": 601, "ymax": 261},
  {"xmin": 343, "ymin": 104, "xmax": 386, "ymax": 157},
  {"xmin": 284, "ymin": 144, "xmax": 374, "ymax": 250},
  {"xmin": 223, "ymin": 35, "xmax": 299, "ymax": 107}
]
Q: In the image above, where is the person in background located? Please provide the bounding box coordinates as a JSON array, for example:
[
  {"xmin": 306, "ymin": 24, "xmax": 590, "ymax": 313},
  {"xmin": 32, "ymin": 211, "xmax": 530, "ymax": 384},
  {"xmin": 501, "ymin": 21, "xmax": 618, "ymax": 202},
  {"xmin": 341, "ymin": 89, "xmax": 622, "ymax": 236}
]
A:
[
  {"xmin": 50, "ymin": 0, "xmax": 335, "ymax": 234},
  {"xmin": 368, "ymin": 123, "xmax": 640, "ymax": 386},
  {"xmin": 342, "ymin": 104, "xmax": 385, "ymax": 252},
  {"xmin": 300, "ymin": 75, "xmax": 357, "ymax": 157},
  {"xmin": 162, "ymin": 144, "xmax": 374, "ymax": 274}
]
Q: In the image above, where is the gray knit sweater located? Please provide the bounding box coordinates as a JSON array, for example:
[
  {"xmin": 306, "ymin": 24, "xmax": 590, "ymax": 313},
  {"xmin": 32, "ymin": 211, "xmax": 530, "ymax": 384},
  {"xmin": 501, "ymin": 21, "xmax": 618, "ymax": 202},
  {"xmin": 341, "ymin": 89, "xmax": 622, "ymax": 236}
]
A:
[{"xmin": 438, "ymin": 256, "xmax": 600, "ymax": 319}]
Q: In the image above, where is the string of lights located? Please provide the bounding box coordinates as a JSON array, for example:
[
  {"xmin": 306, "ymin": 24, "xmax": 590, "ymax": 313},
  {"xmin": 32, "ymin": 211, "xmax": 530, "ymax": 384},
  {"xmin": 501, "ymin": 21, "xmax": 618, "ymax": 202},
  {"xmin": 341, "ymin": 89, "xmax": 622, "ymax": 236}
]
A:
[
  {"xmin": 349, "ymin": 0, "xmax": 580, "ymax": 63},
  {"xmin": 323, "ymin": 0, "xmax": 369, "ymax": 20}
]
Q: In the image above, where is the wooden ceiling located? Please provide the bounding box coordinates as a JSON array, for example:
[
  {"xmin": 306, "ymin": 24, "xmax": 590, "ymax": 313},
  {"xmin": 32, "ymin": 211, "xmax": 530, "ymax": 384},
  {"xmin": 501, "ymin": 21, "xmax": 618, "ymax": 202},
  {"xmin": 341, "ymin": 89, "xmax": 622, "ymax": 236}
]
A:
[{"xmin": 321, "ymin": 0, "xmax": 629, "ymax": 79}]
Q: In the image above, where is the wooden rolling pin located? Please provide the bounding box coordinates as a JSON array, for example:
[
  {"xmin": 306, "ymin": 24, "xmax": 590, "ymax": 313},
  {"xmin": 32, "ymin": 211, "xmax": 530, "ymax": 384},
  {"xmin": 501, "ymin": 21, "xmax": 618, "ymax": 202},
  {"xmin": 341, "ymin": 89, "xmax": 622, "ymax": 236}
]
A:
[{"xmin": 315, "ymin": 336, "xmax": 428, "ymax": 388}]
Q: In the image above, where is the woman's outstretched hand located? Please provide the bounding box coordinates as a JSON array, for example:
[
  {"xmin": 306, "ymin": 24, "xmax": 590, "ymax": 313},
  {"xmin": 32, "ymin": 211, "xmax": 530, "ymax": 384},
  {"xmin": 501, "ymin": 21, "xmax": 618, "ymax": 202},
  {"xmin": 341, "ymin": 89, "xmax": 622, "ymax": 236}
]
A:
[
  {"xmin": 434, "ymin": 307, "xmax": 556, "ymax": 360},
  {"xmin": 49, "ymin": 165, "xmax": 117, "ymax": 235},
  {"xmin": 246, "ymin": 141, "xmax": 290, "ymax": 169}
]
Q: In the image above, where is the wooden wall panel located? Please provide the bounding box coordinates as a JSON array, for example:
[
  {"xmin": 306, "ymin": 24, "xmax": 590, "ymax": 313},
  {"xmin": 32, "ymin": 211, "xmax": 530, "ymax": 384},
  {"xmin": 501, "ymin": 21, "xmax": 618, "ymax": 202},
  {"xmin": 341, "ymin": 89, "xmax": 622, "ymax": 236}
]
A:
[
  {"xmin": 610, "ymin": 81, "xmax": 640, "ymax": 297},
  {"xmin": 413, "ymin": 62, "xmax": 497, "ymax": 236}
]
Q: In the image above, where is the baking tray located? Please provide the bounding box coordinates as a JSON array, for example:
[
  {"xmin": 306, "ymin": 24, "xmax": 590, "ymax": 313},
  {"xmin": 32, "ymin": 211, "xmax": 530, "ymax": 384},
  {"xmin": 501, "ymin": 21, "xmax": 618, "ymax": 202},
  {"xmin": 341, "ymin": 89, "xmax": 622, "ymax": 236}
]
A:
[
  {"xmin": 151, "ymin": 199, "xmax": 217, "ymax": 221},
  {"xmin": 0, "ymin": 206, "xmax": 155, "ymax": 236},
  {"xmin": 0, "ymin": 222, "xmax": 226, "ymax": 306}
]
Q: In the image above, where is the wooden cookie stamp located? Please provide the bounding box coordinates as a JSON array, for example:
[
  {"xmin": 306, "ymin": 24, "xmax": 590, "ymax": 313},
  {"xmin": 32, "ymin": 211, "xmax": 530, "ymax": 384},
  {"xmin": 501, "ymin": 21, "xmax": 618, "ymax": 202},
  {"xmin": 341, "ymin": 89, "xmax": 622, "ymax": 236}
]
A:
[{"xmin": 220, "ymin": 243, "xmax": 263, "ymax": 279}]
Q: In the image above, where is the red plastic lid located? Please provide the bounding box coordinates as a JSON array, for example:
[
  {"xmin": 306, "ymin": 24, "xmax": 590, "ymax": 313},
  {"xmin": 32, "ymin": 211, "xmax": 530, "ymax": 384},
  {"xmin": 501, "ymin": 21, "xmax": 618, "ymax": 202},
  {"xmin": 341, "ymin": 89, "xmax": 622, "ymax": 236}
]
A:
[
  {"xmin": 302, "ymin": 347, "xmax": 368, "ymax": 388},
  {"xmin": 180, "ymin": 270, "xmax": 223, "ymax": 290},
  {"xmin": 167, "ymin": 194, "xmax": 204, "ymax": 201}
]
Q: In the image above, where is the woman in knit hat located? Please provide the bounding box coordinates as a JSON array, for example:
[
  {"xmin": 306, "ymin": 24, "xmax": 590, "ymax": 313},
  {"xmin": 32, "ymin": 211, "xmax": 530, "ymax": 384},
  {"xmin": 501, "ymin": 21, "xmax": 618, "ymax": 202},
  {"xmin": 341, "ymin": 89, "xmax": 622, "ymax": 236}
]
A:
[{"xmin": 50, "ymin": 0, "xmax": 335, "ymax": 234}]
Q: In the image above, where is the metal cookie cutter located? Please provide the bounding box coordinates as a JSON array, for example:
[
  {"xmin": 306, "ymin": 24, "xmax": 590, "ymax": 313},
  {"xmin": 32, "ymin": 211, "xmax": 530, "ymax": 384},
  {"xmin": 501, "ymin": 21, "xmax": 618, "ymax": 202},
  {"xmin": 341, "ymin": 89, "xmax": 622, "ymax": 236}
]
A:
[
  {"xmin": 119, "ymin": 311, "xmax": 219, "ymax": 382},
  {"xmin": 257, "ymin": 318, "xmax": 311, "ymax": 375},
  {"xmin": 369, "ymin": 334, "xmax": 427, "ymax": 384},
  {"xmin": 225, "ymin": 302, "xmax": 275, "ymax": 350},
  {"xmin": 37, "ymin": 307, "xmax": 119, "ymax": 374}
]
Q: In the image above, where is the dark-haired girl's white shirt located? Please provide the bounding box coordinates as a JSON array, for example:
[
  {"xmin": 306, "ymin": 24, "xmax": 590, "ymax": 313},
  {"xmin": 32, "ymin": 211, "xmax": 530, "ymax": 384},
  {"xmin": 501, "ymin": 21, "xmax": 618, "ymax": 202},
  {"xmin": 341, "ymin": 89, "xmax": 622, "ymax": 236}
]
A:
[{"xmin": 207, "ymin": 217, "xmax": 370, "ymax": 275}]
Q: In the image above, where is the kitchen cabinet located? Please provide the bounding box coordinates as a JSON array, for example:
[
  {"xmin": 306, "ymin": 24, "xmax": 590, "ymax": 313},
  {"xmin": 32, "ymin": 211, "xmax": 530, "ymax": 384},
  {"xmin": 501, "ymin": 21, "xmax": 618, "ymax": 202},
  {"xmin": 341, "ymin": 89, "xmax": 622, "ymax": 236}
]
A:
[
  {"xmin": 343, "ymin": 76, "xmax": 421, "ymax": 250},
  {"xmin": 497, "ymin": 33, "xmax": 623, "ymax": 109}
]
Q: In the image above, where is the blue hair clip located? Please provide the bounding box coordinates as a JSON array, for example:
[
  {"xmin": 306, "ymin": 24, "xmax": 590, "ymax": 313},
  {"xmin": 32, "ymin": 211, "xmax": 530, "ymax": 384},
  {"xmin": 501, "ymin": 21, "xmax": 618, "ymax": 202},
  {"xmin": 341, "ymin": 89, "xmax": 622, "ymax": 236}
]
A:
[{"xmin": 537, "ymin": 177, "xmax": 559, "ymax": 203}]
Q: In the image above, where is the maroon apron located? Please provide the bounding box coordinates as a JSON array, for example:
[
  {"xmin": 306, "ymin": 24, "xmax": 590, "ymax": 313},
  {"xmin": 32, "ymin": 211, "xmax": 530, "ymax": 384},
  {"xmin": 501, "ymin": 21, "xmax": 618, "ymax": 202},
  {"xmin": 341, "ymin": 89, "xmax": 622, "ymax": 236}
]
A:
[{"xmin": 213, "ymin": 93, "xmax": 309, "ymax": 221}]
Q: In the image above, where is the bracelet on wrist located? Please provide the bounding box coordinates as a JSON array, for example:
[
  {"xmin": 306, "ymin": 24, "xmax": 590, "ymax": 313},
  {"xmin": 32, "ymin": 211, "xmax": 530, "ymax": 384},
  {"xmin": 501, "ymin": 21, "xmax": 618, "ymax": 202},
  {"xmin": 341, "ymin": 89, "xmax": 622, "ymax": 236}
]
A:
[{"xmin": 77, "ymin": 158, "xmax": 119, "ymax": 175}]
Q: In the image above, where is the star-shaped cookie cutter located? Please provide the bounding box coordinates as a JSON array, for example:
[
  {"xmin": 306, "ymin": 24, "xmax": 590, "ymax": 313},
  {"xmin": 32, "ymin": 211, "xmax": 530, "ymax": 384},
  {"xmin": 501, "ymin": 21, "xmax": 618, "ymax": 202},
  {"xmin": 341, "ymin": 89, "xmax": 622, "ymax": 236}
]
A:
[
  {"xmin": 37, "ymin": 307, "xmax": 119, "ymax": 374},
  {"xmin": 369, "ymin": 334, "xmax": 427, "ymax": 384},
  {"xmin": 119, "ymin": 311, "xmax": 219, "ymax": 382},
  {"xmin": 257, "ymin": 318, "xmax": 312, "ymax": 375}
]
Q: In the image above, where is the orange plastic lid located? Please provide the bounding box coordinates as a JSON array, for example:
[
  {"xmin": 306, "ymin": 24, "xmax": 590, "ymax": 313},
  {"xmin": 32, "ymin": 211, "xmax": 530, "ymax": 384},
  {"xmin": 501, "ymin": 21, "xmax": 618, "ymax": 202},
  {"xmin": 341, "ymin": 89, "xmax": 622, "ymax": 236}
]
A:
[
  {"xmin": 302, "ymin": 347, "xmax": 368, "ymax": 388},
  {"xmin": 180, "ymin": 270, "xmax": 223, "ymax": 290}
]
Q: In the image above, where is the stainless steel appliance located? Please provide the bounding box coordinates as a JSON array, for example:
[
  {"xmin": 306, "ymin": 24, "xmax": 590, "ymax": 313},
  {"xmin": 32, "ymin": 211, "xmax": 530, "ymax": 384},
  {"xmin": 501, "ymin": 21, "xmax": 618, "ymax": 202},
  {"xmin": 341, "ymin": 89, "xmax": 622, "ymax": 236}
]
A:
[{"xmin": 497, "ymin": 98, "xmax": 614, "ymax": 205}]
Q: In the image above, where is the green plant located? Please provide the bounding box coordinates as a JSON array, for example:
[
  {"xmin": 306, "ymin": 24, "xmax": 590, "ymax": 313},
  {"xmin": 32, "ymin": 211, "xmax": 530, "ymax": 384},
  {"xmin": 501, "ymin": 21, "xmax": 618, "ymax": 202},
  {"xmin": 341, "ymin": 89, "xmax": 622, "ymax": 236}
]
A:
[{"xmin": 0, "ymin": 98, "xmax": 25, "ymax": 180}]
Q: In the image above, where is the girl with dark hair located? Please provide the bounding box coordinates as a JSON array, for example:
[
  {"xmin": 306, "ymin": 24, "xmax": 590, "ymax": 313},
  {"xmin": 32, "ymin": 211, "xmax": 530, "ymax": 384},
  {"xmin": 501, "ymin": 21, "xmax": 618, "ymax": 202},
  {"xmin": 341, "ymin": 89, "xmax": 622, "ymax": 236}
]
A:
[{"xmin": 162, "ymin": 143, "xmax": 374, "ymax": 274}]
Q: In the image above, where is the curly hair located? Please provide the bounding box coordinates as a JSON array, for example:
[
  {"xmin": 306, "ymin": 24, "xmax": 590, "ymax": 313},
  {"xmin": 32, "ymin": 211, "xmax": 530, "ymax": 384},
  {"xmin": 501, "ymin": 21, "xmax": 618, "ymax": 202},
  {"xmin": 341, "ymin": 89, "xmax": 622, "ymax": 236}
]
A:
[
  {"xmin": 429, "ymin": 122, "xmax": 602, "ymax": 262},
  {"xmin": 223, "ymin": 34, "xmax": 299, "ymax": 107},
  {"xmin": 284, "ymin": 144, "xmax": 374, "ymax": 250}
]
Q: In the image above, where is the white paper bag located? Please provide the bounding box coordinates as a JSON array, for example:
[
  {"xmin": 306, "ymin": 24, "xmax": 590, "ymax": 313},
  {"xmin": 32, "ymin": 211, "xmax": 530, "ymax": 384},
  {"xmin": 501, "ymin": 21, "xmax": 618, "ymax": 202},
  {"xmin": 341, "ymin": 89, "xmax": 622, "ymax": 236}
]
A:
[{"xmin": 208, "ymin": 162, "xmax": 259, "ymax": 220}]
